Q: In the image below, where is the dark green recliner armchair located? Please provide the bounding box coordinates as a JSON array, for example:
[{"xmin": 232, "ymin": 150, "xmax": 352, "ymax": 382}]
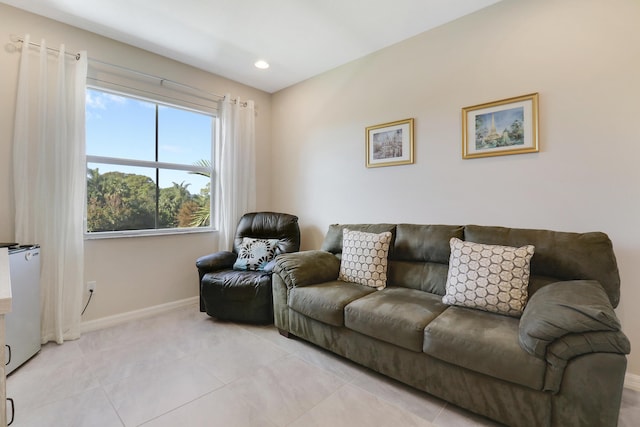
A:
[{"xmin": 196, "ymin": 212, "xmax": 300, "ymax": 324}]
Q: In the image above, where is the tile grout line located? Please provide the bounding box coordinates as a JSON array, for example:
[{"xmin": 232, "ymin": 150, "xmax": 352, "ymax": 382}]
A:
[
  {"xmin": 134, "ymin": 386, "xmax": 224, "ymax": 427},
  {"xmin": 99, "ymin": 383, "xmax": 127, "ymax": 427},
  {"xmin": 344, "ymin": 378, "xmax": 443, "ymax": 426},
  {"xmin": 283, "ymin": 382, "xmax": 349, "ymax": 427},
  {"xmin": 431, "ymin": 402, "xmax": 448, "ymax": 426}
]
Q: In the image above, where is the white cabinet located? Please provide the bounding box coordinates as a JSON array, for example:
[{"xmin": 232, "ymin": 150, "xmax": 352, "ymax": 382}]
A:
[
  {"xmin": 5, "ymin": 247, "xmax": 40, "ymax": 375},
  {"xmin": 0, "ymin": 248, "xmax": 13, "ymax": 426}
]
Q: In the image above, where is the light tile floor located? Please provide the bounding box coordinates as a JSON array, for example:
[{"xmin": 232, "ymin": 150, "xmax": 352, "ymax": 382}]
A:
[{"xmin": 6, "ymin": 304, "xmax": 639, "ymax": 427}]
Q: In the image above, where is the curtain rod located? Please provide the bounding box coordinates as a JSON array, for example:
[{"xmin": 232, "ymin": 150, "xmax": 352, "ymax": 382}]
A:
[
  {"xmin": 9, "ymin": 34, "xmax": 244, "ymax": 105},
  {"xmin": 10, "ymin": 34, "xmax": 81, "ymax": 60},
  {"xmin": 89, "ymin": 56, "xmax": 227, "ymax": 102},
  {"xmin": 87, "ymin": 77, "xmax": 219, "ymax": 112}
]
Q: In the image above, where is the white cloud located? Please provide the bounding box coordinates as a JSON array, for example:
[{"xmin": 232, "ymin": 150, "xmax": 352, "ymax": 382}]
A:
[
  {"xmin": 85, "ymin": 91, "xmax": 105, "ymax": 110},
  {"xmin": 86, "ymin": 91, "xmax": 127, "ymax": 111},
  {"xmin": 104, "ymin": 93, "xmax": 127, "ymax": 104}
]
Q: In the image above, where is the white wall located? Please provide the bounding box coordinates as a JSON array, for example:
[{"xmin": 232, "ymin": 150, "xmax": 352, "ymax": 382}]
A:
[
  {"xmin": 0, "ymin": 4, "xmax": 272, "ymax": 321},
  {"xmin": 271, "ymin": 0, "xmax": 640, "ymax": 374}
]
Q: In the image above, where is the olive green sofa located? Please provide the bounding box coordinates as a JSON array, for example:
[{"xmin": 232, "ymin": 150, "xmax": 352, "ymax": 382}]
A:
[{"xmin": 272, "ymin": 224, "xmax": 630, "ymax": 427}]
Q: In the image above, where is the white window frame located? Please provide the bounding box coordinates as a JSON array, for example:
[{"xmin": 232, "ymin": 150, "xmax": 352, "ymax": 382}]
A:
[{"xmin": 84, "ymin": 85, "xmax": 217, "ymax": 239}]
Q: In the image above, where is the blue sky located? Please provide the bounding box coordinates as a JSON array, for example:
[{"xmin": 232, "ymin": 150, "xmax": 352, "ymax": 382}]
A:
[{"xmin": 86, "ymin": 89, "xmax": 213, "ymax": 193}]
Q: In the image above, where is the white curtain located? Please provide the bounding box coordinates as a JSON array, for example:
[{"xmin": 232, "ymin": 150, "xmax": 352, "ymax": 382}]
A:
[
  {"xmin": 13, "ymin": 35, "xmax": 87, "ymax": 344},
  {"xmin": 216, "ymin": 95, "xmax": 256, "ymax": 251}
]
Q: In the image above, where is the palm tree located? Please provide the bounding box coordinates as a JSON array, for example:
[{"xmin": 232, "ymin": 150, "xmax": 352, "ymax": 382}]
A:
[{"xmin": 189, "ymin": 159, "xmax": 212, "ymax": 227}]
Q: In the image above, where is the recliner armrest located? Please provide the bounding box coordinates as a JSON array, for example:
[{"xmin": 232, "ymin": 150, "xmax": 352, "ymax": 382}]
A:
[
  {"xmin": 196, "ymin": 251, "xmax": 237, "ymax": 273},
  {"xmin": 273, "ymin": 250, "xmax": 340, "ymax": 290}
]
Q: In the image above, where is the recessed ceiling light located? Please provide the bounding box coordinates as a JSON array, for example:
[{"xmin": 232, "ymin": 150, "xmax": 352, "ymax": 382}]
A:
[{"xmin": 254, "ymin": 60, "xmax": 270, "ymax": 70}]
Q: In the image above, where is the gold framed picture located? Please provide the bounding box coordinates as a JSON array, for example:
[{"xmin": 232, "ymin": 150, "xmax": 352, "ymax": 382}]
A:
[
  {"xmin": 462, "ymin": 93, "xmax": 539, "ymax": 159},
  {"xmin": 366, "ymin": 118, "xmax": 414, "ymax": 168}
]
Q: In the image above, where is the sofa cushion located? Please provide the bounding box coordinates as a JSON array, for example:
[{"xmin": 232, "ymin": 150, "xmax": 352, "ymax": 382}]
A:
[
  {"xmin": 338, "ymin": 229, "xmax": 392, "ymax": 290},
  {"xmin": 443, "ymin": 238, "xmax": 534, "ymax": 317},
  {"xmin": 233, "ymin": 237, "xmax": 280, "ymax": 271},
  {"xmin": 201, "ymin": 270, "xmax": 273, "ymax": 323},
  {"xmin": 464, "ymin": 225, "xmax": 621, "ymax": 307},
  {"xmin": 288, "ymin": 281, "xmax": 376, "ymax": 327},
  {"xmin": 201, "ymin": 270, "xmax": 271, "ymax": 301},
  {"xmin": 423, "ymin": 306, "xmax": 547, "ymax": 390},
  {"xmin": 344, "ymin": 287, "xmax": 449, "ymax": 352}
]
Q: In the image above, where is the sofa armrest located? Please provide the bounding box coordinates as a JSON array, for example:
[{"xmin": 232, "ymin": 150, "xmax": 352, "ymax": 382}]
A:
[
  {"xmin": 273, "ymin": 250, "xmax": 340, "ymax": 289},
  {"xmin": 519, "ymin": 280, "xmax": 628, "ymax": 359},
  {"xmin": 196, "ymin": 251, "xmax": 237, "ymax": 273},
  {"xmin": 547, "ymin": 330, "xmax": 630, "ymax": 362},
  {"xmin": 543, "ymin": 330, "xmax": 630, "ymax": 392}
]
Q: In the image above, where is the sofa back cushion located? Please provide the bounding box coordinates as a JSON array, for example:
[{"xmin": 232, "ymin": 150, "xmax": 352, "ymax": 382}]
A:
[
  {"xmin": 321, "ymin": 224, "xmax": 397, "ymax": 255},
  {"xmin": 322, "ymin": 224, "xmax": 462, "ymax": 295},
  {"xmin": 394, "ymin": 224, "xmax": 465, "ymax": 263},
  {"xmin": 320, "ymin": 223, "xmax": 620, "ymax": 306},
  {"xmin": 387, "ymin": 261, "xmax": 450, "ymax": 295},
  {"xmin": 464, "ymin": 225, "xmax": 621, "ymax": 307},
  {"xmin": 388, "ymin": 224, "xmax": 464, "ymax": 295}
]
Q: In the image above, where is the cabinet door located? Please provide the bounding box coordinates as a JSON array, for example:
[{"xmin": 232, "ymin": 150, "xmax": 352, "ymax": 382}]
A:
[
  {"xmin": 6, "ymin": 250, "xmax": 41, "ymax": 375},
  {"xmin": 0, "ymin": 316, "xmax": 6, "ymax": 427}
]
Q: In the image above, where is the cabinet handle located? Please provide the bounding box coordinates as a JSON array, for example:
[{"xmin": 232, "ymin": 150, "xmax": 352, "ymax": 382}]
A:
[
  {"xmin": 4, "ymin": 345, "xmax": 9, "ymax": 366},
  {"xmin": 6, "ymin": 397, "xmax": 14, "ymax": 426}
]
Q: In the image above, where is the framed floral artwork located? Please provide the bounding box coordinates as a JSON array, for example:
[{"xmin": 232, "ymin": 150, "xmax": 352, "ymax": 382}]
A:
[
  {"xmin": 366, "ymin": 118, "xmax": 414, "ymax": 168},
  {"xmin": 462, "ymin": 93, "xmax": 539, "ymax": 159}
]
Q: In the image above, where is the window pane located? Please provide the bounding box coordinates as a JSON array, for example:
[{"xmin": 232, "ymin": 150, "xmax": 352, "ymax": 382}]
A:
[
  {"xmin": 86, "ymin": 89, "xmax": 156, "ymax": 161},
  {"xmin": 85, "ymin": 88, "xmax": 214, "ymax": 234},
  {"xmin": 157, "ymin": 170, "xmax": 211, "ymax": 229},
  {"xmin": 158, "ymin": 105, "xmax": 212, "ymax": 164},
  {"xmin": 87, "ymin": 163, "xmax": 157, "ymax": 232}
]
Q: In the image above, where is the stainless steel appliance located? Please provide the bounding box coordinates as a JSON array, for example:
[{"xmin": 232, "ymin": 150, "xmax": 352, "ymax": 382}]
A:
[{"xmin": 4, "ymin": 245, "xmax": 41, "ymax": 375}]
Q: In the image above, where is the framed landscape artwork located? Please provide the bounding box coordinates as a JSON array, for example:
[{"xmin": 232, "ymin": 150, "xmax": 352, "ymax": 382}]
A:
[
  {"xmin": 462, "ymin": 93, "xmax": 539, "ymax": 159},
  {"xmin": 366, "ymin": 118, "xmax": 414, "ymax": 168}
]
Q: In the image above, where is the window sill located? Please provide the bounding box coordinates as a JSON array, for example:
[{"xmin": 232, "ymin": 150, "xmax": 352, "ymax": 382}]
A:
[{"xmin": 84, "ymin": 227, "xmax": 217, "ymax": 240}]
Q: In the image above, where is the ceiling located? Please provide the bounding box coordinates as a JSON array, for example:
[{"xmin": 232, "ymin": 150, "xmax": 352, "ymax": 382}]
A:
[{"xmin": 2, "ymin": 0, "xmax": 502, "ymax": 93}]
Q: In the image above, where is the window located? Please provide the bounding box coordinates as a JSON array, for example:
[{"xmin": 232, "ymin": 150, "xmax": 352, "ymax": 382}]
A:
[{"xmin": 85, "ymin": 87, "xmax": 214, "ymax": 235}]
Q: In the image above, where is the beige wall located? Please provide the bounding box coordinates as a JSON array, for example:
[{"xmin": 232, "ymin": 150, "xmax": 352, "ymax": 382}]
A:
[
  {"xmin": 271, "ymin": 0, "xmax": 640, "ymax": 375},
  {"xmin": 0, "ymin": 4, "xmax": 272, "ymax": 321},
  {"xmin": 2, "ymin": 0, "xmax": 639, "ymax": 376}
]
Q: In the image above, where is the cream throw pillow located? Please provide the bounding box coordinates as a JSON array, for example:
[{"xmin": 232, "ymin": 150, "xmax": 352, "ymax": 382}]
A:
[
  {"xmin": 339, "ymin": 229, "xmax": 392, "ymax": 290},
  {"xmin": 443, "ymin": 237, "xmax": 535, "ymax": 317}
]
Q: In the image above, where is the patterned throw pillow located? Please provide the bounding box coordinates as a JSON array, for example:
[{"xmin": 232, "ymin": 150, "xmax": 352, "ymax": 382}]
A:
[
  {"xmin": 233, "ymin": 237, "xmax": 280, "ymax": 271},
  {"xmin": 338, "ymin": 229, "xmax": 392, "ymax": 290},
  {"xmin": 442, "ymin": 238, "xmax": 535, "ymax": 317}
]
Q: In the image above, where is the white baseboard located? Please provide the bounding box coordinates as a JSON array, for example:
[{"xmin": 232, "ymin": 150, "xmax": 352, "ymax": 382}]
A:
[
  {"xmin": 80, "ymin": 296, "xmax": 199, "ymax": 334},
  {"xmin": 626, "ymin": 373, "xmax": 640, "ymax": 392}
]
